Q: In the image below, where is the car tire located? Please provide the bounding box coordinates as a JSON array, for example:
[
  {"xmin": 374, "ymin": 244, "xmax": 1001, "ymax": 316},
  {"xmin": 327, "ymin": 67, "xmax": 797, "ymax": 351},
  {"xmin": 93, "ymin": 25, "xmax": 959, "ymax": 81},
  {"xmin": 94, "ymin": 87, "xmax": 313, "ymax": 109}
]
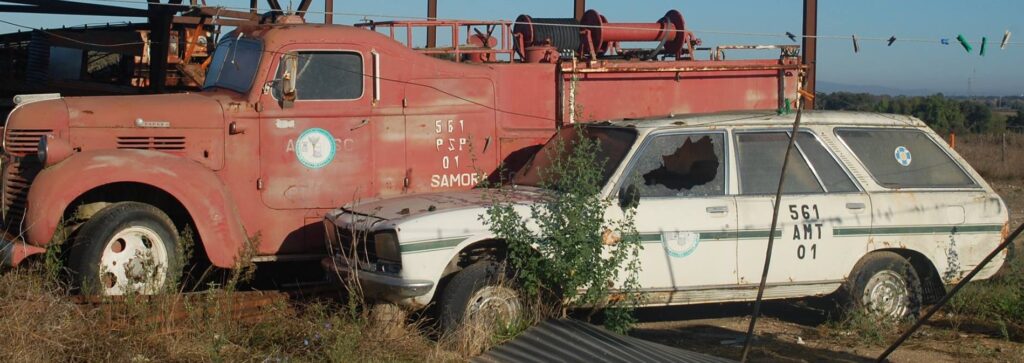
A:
[
  {"xmin": 841, "ymin": 251, "xmax": 922, "ymax": 320},
  {"xmin": 438, "ymin": 260, "xmax": 521, "ymax": 335},
  {"xmin": 68, "ymin": 202, "xmax": 181, "ymax": 295}
]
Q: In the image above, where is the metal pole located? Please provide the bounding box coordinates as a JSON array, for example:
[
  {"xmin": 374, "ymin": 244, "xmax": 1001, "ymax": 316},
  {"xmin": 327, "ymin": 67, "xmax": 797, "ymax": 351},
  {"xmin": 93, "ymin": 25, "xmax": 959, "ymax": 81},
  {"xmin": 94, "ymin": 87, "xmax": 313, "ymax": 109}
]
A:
[
  {"xmin": 574, "ymin": 0, "xmax": 585, "ymax": 21},
  {"xmin": 249, "ymin": 0, "xmax": 257, "ymax": 14},
  {"xmin": 325, "ymin": 0, "xmax": 333, "ymax": 24},
  {"xmin": 877, "ymin": 222, "xmax": 1024, "ymax": 361},
  {"xmin": 739, "ymin": 92, "xmax": 810, "ymax": 362},
  {"xmin": 802, "ymin": 0, "xmax": 817, "ymax": 109},
  {"xmin": 426, "ymin": 0, "xmax": 437, "ymax": 48}
]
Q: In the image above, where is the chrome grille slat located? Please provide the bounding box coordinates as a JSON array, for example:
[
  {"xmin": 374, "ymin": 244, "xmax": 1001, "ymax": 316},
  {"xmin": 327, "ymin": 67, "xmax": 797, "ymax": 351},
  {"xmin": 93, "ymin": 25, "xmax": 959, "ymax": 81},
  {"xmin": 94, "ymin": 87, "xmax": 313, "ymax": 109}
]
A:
[{"xmin": 116, "ymin": 136, "xmax": 186, "ymax": 151}]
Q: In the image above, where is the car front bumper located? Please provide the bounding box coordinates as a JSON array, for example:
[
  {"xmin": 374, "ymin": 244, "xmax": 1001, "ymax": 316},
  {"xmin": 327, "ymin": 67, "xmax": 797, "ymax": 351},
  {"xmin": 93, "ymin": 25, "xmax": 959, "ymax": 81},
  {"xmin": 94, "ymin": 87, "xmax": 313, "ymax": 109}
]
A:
[{"xmin": 320, "ymin": 255, "xmax": 434, "ymax": 304}]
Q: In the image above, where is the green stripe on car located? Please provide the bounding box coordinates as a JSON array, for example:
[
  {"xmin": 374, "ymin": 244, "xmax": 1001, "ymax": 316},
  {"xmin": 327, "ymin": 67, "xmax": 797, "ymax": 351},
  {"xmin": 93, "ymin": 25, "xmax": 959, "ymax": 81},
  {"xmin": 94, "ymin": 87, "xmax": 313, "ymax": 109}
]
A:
[
  {"xmin": 400, "ymin": 236, "xmax": 469, "ymax": 253},
  {"xmin": 833, "ymin": 224, "xmax": 1002, "ymax": 236}
]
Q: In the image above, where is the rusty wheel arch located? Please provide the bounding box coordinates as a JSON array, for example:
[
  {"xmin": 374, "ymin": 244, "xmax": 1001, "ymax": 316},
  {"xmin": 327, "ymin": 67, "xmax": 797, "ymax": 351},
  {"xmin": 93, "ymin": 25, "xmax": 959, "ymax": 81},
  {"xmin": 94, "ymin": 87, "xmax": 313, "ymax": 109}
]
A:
[
  {"xmin": 861, "ymin": 248, "xmax": 945, "ymax": 304},
  {"xmin": 61, "ymin": 182, "xmax": 205, "ymax": 260}
]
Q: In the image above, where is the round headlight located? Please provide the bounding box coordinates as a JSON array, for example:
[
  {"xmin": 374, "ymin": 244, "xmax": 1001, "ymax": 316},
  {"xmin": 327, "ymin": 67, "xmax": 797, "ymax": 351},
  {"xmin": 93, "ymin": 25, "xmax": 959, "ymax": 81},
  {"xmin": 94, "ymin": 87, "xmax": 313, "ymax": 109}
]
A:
[{"xmin": 36, "ymin": 136, "xmax": 47, "ymax": 164}]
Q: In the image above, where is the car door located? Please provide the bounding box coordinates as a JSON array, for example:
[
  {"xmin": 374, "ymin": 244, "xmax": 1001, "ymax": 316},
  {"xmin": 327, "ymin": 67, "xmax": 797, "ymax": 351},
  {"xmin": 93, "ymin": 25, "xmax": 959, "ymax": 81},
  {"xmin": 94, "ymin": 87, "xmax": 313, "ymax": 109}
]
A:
[
  {"xmin": 612, "ymin": 131, "xmax": 737, "ymax": 301},
  {"xmin": 734, "ymin": 129, "xmax": 871, "ymax": 287},
  {"xmin": 258, "ymin": 46, "xmax": 376, "ymax": 210}
]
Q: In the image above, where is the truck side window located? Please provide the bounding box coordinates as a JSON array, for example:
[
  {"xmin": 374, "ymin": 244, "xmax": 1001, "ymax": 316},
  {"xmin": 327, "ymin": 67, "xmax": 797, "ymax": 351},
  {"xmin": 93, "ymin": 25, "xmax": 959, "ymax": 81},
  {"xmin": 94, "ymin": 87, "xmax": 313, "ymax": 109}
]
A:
[
  {"xmin": 794, "ymin": 132, "xmax": 859, "ymax": 193},
  {"xmin": 624, "ymin": 133, "xmax": 725, "ymax": 198},
  {"xmin": 736, "ymin": 132, "xmax": 823, "ymax": 195},
  {"xmin": 275, "ymin": 51, "xmax": 363, "ymax": 100},
  {"xmin": 836, "ymin": 128, "xmax": 976, "ymax": 188}
]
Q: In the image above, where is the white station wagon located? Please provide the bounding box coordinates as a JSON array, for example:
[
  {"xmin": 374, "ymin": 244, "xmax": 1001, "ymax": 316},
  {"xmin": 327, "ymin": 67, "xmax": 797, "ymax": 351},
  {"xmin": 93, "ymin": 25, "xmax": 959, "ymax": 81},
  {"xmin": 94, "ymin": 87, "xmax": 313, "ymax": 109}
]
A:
[{"xmin": 322, "ymin": 111, "xmax": 1009, "ymax": 331}]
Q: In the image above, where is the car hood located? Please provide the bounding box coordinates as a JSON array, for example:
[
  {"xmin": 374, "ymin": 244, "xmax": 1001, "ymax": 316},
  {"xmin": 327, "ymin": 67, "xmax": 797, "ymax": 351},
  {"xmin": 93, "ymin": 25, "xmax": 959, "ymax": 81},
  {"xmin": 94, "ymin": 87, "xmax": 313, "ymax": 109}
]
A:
[{"xmin": 335, "ymin": 187, "xmax": 547, "ymax": 222}]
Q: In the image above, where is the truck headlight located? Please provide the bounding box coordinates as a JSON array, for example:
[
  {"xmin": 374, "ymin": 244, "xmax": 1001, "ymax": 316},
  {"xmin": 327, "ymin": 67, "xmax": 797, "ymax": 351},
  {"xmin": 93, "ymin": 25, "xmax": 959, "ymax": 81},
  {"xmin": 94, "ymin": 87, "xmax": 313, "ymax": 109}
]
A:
[
  {"xmin": 374, "ymin": 231, "xmax": 401, "ymax": 263},
  {"xmin": 36, "ymin": 135, "xmax": 73, "ymax": 167}
]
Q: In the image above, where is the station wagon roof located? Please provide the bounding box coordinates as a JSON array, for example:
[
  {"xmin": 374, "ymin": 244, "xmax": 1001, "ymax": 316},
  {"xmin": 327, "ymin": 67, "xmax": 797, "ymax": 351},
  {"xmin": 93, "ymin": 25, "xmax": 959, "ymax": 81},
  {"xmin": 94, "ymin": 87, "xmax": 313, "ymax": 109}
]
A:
[{"xmin": 606, "ymin": 110, "xmax": 926, "ymax": 130}]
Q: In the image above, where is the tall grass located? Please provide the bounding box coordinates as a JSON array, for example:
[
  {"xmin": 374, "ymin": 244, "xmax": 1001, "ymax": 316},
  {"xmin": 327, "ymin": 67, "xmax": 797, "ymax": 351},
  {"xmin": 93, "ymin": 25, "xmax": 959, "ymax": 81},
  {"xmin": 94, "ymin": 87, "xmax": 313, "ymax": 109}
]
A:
[
  {"xmin": 955, "ymin": 132, "xmax": 1024, "ymax": 181},
  {"xmin": 0, "ymin": 266, "xmax": 452, "ymax": 362}
]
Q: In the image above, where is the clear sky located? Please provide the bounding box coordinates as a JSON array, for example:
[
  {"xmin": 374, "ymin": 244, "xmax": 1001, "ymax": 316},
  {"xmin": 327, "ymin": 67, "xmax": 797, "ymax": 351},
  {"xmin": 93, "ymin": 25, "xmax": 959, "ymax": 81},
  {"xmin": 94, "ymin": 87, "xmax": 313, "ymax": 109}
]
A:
[{"xmin": 1, "ymin": 0, "xmax": 1021, "ymax": 95}]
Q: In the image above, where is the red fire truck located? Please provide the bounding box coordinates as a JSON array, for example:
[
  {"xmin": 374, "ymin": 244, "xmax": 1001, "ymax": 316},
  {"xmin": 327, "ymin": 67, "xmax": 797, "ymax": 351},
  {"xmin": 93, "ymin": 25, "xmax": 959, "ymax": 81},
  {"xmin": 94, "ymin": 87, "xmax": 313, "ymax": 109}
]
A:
[{"xmin": 1, "ymin": 10, "xmax": 803, "ymax": 294}]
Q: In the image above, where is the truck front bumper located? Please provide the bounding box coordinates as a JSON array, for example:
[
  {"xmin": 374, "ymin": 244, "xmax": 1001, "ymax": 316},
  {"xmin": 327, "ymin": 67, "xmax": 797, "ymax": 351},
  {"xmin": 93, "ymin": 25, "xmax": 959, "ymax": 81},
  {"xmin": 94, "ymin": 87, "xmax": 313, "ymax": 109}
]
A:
[{"xmin": 321, "ymin": 255, "xmax": 433, "ymax": 302}]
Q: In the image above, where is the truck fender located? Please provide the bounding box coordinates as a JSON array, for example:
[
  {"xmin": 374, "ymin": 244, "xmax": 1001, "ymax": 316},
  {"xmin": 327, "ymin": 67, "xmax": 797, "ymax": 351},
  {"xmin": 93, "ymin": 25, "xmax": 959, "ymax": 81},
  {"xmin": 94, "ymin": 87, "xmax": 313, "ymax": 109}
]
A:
[{"xmin": 25, "ymin": 149, "xmax": 247, "ymax": 268}]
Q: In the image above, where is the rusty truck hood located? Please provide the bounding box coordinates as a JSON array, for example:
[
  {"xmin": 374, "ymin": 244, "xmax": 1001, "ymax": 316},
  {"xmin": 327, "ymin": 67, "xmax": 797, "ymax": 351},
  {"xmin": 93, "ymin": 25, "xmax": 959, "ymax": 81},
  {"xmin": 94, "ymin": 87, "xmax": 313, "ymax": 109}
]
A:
[
  {"xmin": 340, "ymin": 187, "xmax": 546, "ymax": 221},
  {"xmin": 63, "ymin": 93, "xmax": 225, "ymax": 129}
]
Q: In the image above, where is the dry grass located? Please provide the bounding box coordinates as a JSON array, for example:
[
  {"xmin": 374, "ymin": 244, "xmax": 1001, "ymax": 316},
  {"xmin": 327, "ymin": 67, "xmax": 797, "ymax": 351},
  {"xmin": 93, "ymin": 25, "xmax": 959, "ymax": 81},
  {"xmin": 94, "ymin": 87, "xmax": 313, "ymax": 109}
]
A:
[
  {"xmin": 0, "ymin": 266, "xmax": 469, "ymax": 362},
  {"xmin": 954, "ymin": 132, "xmax": 1024, "ymax": 181}
]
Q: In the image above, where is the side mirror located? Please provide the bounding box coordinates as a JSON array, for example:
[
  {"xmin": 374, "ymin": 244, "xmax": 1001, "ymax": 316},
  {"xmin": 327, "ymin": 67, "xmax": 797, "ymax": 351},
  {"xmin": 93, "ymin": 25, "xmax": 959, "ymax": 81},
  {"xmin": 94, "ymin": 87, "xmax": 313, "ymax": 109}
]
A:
[
  {"xmin": 619, "ymin": 184, "xmax": 640, "ymax": 209},
  {"xmin": 279, "ymin": 52, "xmax": 298, "ymax": 109}
]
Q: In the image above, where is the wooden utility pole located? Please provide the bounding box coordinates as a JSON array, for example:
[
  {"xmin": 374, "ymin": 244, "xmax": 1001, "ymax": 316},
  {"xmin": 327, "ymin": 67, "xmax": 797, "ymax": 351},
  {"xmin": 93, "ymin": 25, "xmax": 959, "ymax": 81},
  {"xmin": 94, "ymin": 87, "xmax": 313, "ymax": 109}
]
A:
[{"xmin": 803, "ymin": 0, "xmax": 817, "ymax": 109}]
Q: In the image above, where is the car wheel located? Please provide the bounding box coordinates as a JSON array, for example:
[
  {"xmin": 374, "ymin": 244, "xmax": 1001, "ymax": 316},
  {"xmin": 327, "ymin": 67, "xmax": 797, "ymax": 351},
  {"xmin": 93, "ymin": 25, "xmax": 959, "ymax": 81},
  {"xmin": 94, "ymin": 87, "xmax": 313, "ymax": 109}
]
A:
[
  {"xmin": 68, "ymin": 202, "xmax": 180, "ymax": 295},
  {"xmin": 843, "ymin": 251, "xmax": 922, "ymax": 320},
  {"xmin": 438, "ymin": 261, "xmax": 521, "ymax": 335}
]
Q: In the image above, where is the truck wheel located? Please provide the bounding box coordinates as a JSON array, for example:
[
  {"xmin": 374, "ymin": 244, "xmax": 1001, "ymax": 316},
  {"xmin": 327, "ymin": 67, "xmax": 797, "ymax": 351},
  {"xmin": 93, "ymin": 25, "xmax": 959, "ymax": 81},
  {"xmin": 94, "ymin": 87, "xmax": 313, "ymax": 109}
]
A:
[
  {"xmin": 68, "ymin": 202, "xmax": 180, "ymax": 295},
  {"xmin": 438, "ymin": 261, "xmax": 521, "ymax": 335},
  {"xmin": 842, "ymin": 252, "xmax": 922, "ymax": 320}
]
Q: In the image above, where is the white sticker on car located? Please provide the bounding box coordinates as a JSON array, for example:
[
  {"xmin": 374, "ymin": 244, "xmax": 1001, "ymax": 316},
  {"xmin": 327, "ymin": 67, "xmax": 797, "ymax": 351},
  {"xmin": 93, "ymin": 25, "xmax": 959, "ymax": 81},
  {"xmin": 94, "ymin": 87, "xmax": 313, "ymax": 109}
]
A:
[{"xmin": 894, "ymin": 146, "xmax": 912, "ymax": 167}]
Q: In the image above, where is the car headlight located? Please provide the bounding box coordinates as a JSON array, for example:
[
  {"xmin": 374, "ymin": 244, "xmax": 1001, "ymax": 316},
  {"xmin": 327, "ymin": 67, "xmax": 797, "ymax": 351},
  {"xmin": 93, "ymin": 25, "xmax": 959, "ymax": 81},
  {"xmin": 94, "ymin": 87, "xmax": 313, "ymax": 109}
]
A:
[{"xmin": 374, "ymin": 231, "xmax": 401, "ymax": 263}]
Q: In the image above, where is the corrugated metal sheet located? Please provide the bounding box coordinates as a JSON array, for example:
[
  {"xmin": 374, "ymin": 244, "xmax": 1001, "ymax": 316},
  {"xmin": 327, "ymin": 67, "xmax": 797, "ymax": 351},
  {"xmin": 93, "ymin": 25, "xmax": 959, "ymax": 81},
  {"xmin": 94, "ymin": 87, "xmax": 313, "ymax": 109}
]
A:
[{"xmin": 473, "ymin": 319, "xmax": 735, "ymax": 363}]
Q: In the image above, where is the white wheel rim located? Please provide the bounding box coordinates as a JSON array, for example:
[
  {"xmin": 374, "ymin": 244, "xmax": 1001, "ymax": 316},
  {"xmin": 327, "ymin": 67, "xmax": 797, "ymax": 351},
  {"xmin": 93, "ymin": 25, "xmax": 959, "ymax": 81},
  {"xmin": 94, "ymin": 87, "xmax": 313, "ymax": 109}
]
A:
[
  {"xmin": 98, "ymin": 226, "xmax": 169, "ymax": 295},
  {"xmin": 466, "ymin": 286, "xmax": 521, "ymax": 326},
  {"xmin": 862, "ymin": 270, "xmax": 910, "ymax": 319}
]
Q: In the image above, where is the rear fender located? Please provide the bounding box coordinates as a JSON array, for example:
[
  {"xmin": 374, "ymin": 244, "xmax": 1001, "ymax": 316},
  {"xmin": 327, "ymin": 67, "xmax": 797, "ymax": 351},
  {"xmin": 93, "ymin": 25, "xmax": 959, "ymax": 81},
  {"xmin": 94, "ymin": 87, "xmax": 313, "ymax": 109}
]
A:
[{"xmin": 25, "ymin": 149, "xmax": 247, "ymax": 267}]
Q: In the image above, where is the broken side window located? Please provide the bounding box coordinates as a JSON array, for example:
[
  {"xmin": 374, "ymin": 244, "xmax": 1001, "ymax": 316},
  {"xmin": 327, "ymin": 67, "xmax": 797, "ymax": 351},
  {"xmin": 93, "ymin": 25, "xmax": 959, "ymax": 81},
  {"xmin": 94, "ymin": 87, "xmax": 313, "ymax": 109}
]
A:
[
  {"xmin": 736, "ymin": 131, "xmax": 824, "ymax": 195},
  {"xmin": 624, "ymin": 132, "xmax": 726, "ymax": 198}
]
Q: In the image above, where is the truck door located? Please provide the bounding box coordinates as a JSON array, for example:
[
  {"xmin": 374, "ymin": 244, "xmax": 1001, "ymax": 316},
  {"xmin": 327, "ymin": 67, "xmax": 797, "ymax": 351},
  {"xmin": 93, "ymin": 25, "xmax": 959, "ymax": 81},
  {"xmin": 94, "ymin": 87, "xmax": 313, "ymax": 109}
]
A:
[
  {"xmin": 258, "ymin": 46, "xmax": 376, "ymax": 210},
  {"xmin": 612, "ymin": 131, "xmax": 737, "ymax": 300},
  {"xmin": 734, "ymin": 130, "xmax": 870, "ymax": 288}
]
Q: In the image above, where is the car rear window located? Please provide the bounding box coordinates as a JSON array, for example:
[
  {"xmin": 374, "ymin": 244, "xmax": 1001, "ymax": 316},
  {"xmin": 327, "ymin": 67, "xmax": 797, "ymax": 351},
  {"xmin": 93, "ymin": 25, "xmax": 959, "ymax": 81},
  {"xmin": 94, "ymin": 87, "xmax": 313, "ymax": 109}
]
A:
[{"xmin": 836, "ymin": 128, "xmax": 976, "ymax": 189}]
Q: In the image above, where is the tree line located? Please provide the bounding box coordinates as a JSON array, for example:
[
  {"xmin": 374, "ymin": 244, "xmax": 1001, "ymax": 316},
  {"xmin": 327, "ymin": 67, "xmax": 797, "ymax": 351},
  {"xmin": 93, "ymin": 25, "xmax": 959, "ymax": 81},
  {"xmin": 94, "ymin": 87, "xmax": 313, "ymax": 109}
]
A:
[{"xmin": 815, "ymin": 92, "xmax": 1024, "ymax": 133}]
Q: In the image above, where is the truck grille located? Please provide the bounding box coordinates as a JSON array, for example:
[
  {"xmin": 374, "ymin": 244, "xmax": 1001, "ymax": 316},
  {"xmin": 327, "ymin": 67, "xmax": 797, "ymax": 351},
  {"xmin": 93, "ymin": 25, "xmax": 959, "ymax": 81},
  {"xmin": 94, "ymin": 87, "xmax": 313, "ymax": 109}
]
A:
[
  {"xmin": 117, "ymin": 136, "xmax": 186, "ymax": 151},
  {"xmin": 3, "ymin": 129, "xmax": 51, "ymax": 231}
]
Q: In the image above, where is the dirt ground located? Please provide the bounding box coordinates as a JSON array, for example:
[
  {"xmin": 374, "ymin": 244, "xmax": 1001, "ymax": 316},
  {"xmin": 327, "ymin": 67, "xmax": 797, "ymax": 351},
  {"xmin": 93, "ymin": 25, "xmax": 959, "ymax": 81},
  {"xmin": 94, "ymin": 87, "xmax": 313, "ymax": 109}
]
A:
[{"xmin": 629, "ymin": 181, "xmax": 1024, "ymax": 363}]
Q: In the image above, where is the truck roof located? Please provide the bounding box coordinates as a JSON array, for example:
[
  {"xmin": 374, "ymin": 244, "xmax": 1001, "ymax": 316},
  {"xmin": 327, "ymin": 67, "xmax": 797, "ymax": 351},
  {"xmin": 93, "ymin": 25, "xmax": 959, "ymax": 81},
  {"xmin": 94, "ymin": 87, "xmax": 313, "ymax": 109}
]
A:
[{"xmin": 608, "ymin": 110, "xmax": 927, "ymax": 130}]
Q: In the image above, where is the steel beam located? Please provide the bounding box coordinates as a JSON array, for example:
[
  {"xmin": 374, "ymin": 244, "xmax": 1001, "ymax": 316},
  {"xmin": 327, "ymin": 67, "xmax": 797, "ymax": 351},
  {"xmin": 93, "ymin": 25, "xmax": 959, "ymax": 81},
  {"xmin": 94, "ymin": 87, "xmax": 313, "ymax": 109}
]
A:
[
  {"xmin": 249, "ymin": 0, "xmax": 257, "ymax": 14},
  {"xmin": 802, "ymin": 0, "xmax": 817, "ymax": 109},
  {"xmin": 574, "ymin": 0, "xmax": 585, "ymax": 21},
  {"xmin": 296, "ymin": 0, "xmax": 312, "ymax": 17},
  {"xmin": 426, "ymin": 0, "xmax": 437, "ymax": 48},
  {"xmin": 325, "ymin": 0, "xmax": 333, "ymax": 24}
]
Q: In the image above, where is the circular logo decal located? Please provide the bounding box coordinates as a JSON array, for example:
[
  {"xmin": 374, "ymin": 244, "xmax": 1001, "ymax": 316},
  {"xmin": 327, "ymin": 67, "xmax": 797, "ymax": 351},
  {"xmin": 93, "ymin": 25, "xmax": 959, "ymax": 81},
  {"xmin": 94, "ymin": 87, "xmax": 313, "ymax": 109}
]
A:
[
  {"xmin": 296, "ymin": 128, "xmax": 336, "ymax": 169},
  {"xmin": 894, "ymin": 146, "xmax": 912, "ymax": 167},
  {"xmin": 664, "ymin": 231, "xmax": 700, "ymax": 258}
]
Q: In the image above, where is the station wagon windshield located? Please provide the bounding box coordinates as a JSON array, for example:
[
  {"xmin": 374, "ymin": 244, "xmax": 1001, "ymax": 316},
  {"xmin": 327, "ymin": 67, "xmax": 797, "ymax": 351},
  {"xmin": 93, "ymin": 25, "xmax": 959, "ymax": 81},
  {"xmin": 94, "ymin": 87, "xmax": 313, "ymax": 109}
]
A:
[
  {"xmin": 203, "ymin": 37, "xmax": 263, "ymax": 93},
  {"xmin": 513, "ymin": 126, "xmax": 637, "ymax": 189}
]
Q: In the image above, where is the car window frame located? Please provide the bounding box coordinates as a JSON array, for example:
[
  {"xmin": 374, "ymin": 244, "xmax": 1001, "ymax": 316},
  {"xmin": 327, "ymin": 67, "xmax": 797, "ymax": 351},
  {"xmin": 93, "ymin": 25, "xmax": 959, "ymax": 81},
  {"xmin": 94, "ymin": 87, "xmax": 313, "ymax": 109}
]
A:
[
  {"xmin": 613, "ymin": 129, "xmax": 731, "ymax": 200},
  {"xmin": 792, "ymin": 130, "xmax": 863, "ymax": 194},
  {"xmin": 833, "ymin": 127, "xmax": 981, "ymax": 190},
  {"xmin": 732, "ymin": 128, "xmax": 836, "ymax": 196},
  {"xmin": 270, "ymin": 49, "xmax": 366, "ymax": 103}
]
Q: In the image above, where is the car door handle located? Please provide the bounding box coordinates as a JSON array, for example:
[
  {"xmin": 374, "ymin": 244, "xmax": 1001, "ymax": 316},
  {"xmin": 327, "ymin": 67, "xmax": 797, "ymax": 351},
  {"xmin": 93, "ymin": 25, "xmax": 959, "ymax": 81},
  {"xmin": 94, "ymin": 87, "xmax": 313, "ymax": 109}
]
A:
[
  {"xmin": 846, "ymin": 202, "xmax": 866, "ymax": 210},
  {"xmin": 706, "ymin": 206, "xmax": 729, "ymax": 214}
]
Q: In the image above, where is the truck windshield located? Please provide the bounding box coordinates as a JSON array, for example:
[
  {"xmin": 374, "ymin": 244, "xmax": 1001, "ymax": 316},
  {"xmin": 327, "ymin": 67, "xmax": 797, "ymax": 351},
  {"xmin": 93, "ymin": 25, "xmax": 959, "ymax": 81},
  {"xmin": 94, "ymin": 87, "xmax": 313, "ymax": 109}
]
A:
[
  {"xmin": 203, "ymin": 36, "xmax": 263, "ymax": 93},
  {"xmin": 513, "ymin": 126, "xmax": 637, "ymax": 189}
]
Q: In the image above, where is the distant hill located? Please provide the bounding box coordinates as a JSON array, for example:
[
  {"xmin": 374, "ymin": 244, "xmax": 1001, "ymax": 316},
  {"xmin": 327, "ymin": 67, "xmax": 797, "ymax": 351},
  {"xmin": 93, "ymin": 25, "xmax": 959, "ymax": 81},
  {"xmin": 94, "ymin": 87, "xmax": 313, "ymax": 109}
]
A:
[{"xmin": 817, "ymin": 81, "xmax": 935, "ymax": 96}]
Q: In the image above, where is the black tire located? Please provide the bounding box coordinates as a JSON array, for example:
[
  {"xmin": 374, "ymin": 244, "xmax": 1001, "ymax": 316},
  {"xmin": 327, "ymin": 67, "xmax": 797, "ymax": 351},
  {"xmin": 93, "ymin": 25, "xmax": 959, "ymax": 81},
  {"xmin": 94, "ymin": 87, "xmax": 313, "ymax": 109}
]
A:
[
  {"xmin": 438, "ymin": 261, "xmax": 521, "ymax": 335},
  {"xmin": 68, "ymin": 202, "xmax": 181, "ymax": 295},
  {"xmin": 840, "ymin": 251, "xmax": 922, "ymax": 320}
]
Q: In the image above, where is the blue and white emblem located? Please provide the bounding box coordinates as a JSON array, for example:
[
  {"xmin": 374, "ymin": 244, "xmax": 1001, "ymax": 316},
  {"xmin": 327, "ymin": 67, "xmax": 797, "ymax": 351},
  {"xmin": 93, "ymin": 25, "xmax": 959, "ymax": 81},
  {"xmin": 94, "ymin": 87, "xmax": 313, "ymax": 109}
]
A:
[
  {"xmin": 894, "ymin": 146, "xmax": 912, "ymax": 167},
  {"xmin": 664, "ymin": 231, "xmax": 700, "ymax": 258},
  {"xmin": 296, "ymin": 128, "xmax": 336, "ymax": 169}
]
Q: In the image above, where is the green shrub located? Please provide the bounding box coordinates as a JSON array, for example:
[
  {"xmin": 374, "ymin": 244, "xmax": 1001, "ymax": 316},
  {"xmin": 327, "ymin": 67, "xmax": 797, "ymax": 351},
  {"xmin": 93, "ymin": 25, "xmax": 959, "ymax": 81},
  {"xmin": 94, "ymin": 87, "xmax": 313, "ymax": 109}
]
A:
[{"xmin": 482, "ymin": 125, "xmax": 643, "ymax": 333}]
